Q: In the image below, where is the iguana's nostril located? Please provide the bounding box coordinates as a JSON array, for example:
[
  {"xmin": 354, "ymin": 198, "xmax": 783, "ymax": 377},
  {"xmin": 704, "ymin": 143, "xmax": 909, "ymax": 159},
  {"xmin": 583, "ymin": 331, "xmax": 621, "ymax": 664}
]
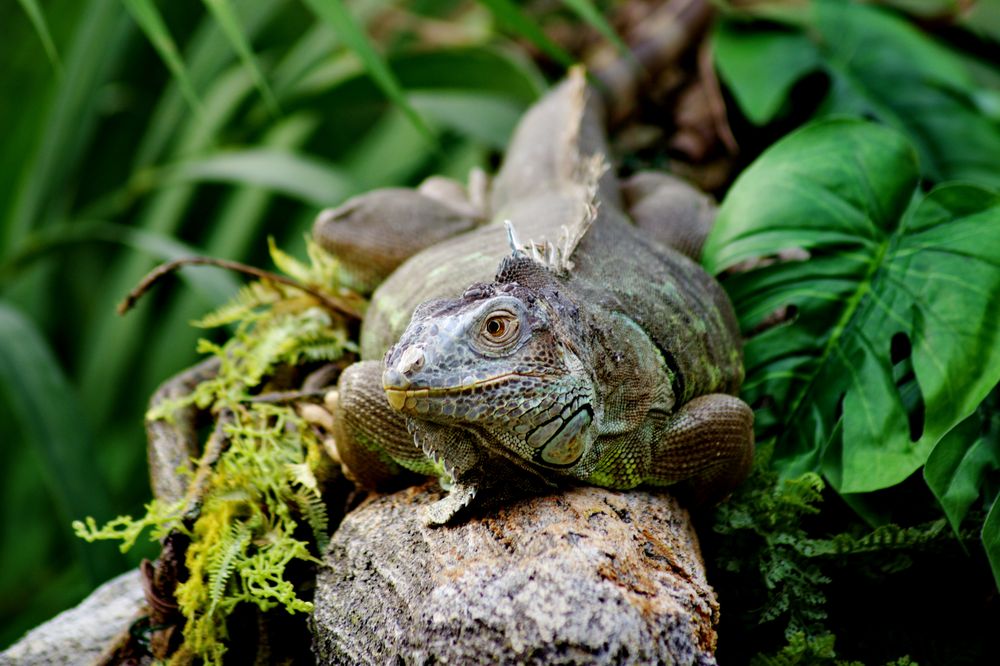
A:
[
  {"xmin": 397, "ymin": 346, "xmax": 425, "ymax": 375},
  {"xmin": 382, "ymin": 367, "xmax": 410, "ymax": 390}
]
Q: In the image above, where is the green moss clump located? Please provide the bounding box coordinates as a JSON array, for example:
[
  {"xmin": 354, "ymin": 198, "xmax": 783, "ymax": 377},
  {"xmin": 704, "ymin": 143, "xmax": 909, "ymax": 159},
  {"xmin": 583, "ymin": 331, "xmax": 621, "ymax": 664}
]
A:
[{"xmin": 75, "ymin": 239, "xmax": 360, "ymax": 664}]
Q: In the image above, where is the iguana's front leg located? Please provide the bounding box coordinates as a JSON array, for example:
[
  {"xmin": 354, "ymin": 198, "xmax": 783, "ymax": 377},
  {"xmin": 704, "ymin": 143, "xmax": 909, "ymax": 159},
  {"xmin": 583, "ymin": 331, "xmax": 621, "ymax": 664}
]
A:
[
  {"xmin": 648, "ymin": 394, "xmax": 754, "ymax": 504},
  {"xmin": 331, "ymin": 367, "xmax": 497, "ymax": 526},
  {"xmin": 330, "ymin": 360, "xmax": 440, "ymax": 488},
  {"xmin": 407, "ymin": 420, "xmax": 485, "ymax": 525},
  {"xmin": 586, "ymin": 393, "xmax": 753, "ymax": 504}
]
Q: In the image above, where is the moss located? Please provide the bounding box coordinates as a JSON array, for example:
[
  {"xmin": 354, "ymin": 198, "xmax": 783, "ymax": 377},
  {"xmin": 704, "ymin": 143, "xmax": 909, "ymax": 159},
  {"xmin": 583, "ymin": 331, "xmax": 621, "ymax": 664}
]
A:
[{"xmin": 74, "ymin": 239, "xmax": 361, "ymax": 664}]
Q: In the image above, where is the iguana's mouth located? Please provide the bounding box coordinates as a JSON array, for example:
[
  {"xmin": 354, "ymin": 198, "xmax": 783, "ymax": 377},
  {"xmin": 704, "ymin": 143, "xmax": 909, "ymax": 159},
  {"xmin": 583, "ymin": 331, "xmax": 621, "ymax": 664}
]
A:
[{"xmin": 383, "ymin": 372, "xmax": 540, "ymax": 411}]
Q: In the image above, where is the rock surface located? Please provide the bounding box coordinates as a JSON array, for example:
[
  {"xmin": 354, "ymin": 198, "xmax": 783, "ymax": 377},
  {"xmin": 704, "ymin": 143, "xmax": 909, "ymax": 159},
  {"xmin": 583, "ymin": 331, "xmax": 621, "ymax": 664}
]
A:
[
  {"xmin": 313, "ymin": 483, "xmax": 719, "ymax": 665},
  {"xmin": 0, "ymin": 569, "xmax": 144, "ymax": 665}
]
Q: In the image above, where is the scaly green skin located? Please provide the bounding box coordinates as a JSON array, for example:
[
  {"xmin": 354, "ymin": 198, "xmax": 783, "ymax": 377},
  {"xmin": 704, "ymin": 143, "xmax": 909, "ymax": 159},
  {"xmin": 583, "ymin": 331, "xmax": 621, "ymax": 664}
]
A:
[{"xmin": 320, "ymin": 71, "xmax": 754, "ymax": 524}]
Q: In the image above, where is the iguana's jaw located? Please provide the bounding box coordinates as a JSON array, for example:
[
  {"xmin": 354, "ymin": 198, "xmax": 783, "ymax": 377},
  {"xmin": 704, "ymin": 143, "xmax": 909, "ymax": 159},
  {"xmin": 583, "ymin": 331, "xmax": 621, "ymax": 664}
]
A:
[{"xmin": 382, "ymin": 372, "xmax": 540, "ymax": 414}]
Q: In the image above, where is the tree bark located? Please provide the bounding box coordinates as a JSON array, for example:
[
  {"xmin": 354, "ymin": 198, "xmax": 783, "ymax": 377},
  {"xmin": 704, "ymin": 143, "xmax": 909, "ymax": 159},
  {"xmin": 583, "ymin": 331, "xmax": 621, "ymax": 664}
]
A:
[
  {"xmin": 312, "ymin": 482, "xmax": 719, "ymax": 665},
  {"xmin": 0, "ymin": 570, "xmax": 144, "ymax": 666}
]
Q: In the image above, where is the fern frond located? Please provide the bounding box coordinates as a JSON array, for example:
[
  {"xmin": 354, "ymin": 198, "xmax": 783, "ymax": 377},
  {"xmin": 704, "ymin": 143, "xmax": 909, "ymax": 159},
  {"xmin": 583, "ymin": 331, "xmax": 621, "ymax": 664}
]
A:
[
  {"xmin": 290, "ymin": 487, "xmax": 330, "ymax": 552},
  {"xmin": 268, "ymin": 236, "xmax": 312, "ymax": 284},
  {"xmin": 77, "ymin": 238, "xmax": 369, "ymax": 664},
  {"xmin": 195, "ymin": 282, "xmax": 280, "ymax": 328},
  {"xmin": 208, "ymin": 520, "xmax": 253, "ymax": 613},
  {"xmin": 749, "ymin": 632, "xmax": 838, "ymax": 666},
  {"xmin": 71, "ymin": 499, "xmax": 187, "ymax": 552}
]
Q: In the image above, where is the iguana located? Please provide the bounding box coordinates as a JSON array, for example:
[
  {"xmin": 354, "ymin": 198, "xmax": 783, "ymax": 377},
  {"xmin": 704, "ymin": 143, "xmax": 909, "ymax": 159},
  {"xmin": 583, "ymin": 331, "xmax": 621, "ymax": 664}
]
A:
[{"xmin": 315, "ymin": 69, "xmax": 753, "ymax": 525}]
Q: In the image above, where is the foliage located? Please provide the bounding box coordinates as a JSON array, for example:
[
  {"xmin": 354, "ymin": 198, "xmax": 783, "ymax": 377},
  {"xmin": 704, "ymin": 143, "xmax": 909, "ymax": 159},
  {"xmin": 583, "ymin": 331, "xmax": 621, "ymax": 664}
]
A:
[
  {"xmin": 712, "ymin": 444, "xmax": 831, "ymax": 638},
  {"xmin": 711, "ymin": 441, "xmax": 982, "ymax": 664},
  {"xmin": 703, "ymin": 117, "xmax": 1000, "ymax": 589},
  {"xmin": 924, "ymin": 386, "xmax": 1000, "ymax": 581},
  {"xmin": 705, "ymin": 1, "xmax": 1000, "ymax": 660},
  {"xmin": 74, "ymin": 238, "xmax": 352, "ymax": 663},
  {"xmin": 713, "ymin": 0, "xmax": 1000, "ymax": 188}
]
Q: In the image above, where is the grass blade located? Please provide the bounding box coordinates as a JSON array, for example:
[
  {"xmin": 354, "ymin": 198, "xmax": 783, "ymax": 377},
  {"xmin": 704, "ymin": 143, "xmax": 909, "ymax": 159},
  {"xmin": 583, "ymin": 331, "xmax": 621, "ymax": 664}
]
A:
[
  {"xmin": 15, "ymin": 0, "xmax": 62, "ymax": 72},
  {"xmin": 0, "ymin": 302, "xmax": 119, "ymax": 584},
  {"xmin": 157, "ymin": 148, "xmax": 357, "ymax": 206},
  {"xmin": 0, "ymin": 221, "xmax": 240, "ymax": 306},
  {"xmin": 559, "ymin": 0, "xmax": 630, "ymax": 56},
  {"xmin": 300, "ymin": 0, "xmax": 436, "ymax": 143},
  {"xmin": 410, "ymin": 91, "xmax": 524, "ymax": 149},
  {"xmin": 121, "ymin": 0, "xmax": 203, "ymax": 114},
  {"xmin": 3, "ymin": 0, "xmax": 129, "ymax": 255},
  {"xmin": 133, "ymin": 0, "xmax": 283, "ymax": 170},
  {"xmin": 202, "ymin": 0, "xmax": 280, "ymax": 116},
  {"xmin": 78, "ymin": 62, "xmax": 260, "ymax": 427},
  {"xmin": 477, "ymin": 0, "xmax": 575, "ymax": 67},
  {"xmin": 141, "ymin": 114, "xmax": 320, "ymax": 388}
]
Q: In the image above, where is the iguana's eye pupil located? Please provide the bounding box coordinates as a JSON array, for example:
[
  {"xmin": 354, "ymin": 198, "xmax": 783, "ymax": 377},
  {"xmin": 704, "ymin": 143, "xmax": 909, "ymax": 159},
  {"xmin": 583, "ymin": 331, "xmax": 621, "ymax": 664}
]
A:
[{"xmin": 486, "ymin": 318, "xmax": 505, "ymax": 336}]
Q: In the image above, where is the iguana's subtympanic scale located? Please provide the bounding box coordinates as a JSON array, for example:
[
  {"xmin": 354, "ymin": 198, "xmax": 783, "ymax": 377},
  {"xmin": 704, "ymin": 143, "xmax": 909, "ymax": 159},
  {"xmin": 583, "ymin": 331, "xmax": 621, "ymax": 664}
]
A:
[{"xmin": 317, "ymin": 70, "xmax": 753, "ymax": 525}]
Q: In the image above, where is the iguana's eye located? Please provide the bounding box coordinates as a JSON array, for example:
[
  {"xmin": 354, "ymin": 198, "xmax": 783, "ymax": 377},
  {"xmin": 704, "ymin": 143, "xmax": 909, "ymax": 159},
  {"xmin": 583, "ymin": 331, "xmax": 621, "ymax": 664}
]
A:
[
  {"xmin": 486, "ymin": 318, "xmax": 504, "ymax": 336},
  {"xmin": 480, "ymin": 311, "xmax": 519, "ymax": 346}
]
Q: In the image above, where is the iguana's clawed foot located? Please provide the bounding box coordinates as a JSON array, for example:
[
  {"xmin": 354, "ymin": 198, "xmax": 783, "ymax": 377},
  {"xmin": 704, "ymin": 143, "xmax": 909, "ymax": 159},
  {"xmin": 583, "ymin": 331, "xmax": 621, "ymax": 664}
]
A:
[{"xmin": 424, "ymin": 481, "xmax": 478, "ymax": 526}]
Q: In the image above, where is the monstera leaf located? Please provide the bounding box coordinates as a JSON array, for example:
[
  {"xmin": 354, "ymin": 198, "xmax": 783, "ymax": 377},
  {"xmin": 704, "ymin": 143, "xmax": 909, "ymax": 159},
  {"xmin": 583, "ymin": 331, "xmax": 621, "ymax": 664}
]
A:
[
  {"xmin": 713, "ymin": 0, "xmax": 1000, "ymax": 188},
  {"xmin": 703, "ymin": 118, "xmax": 1000, "ymax": 497},
  {"xmin": 924, "ymin": 388, "xmax": 1000, "ymax": 587}
]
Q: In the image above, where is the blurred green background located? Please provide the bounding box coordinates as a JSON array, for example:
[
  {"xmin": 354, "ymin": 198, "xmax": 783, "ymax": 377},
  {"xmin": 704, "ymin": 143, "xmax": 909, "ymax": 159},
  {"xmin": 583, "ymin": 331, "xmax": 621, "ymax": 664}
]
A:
[{"xmin": 0, "ymin": 0, "xmax": 558, "ymax": 646}]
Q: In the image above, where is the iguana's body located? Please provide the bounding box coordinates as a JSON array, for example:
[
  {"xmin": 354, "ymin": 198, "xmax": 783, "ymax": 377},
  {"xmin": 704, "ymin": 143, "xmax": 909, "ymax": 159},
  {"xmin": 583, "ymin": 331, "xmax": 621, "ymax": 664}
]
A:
[{"xmin": 318, "ymin": 72, "xmax": 753, "ymax": 524}]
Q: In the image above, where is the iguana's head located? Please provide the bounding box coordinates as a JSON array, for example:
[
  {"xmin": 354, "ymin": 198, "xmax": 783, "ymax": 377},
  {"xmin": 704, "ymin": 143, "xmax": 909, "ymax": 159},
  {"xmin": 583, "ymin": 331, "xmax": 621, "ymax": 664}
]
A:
[{"xmin": 382, "ymin": 256, "xmax": 595, "ymax": 469}]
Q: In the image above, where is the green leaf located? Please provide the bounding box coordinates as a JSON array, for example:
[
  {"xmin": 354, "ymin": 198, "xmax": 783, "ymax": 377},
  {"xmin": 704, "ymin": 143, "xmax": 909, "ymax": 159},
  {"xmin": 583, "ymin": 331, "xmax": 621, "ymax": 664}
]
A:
[
  {"xmin": 16, "ymin": 0, "xmax": 62, "ymax": 72},
  {"xmin": 156, "ymin": 148, "xmax": 357, "ymax": 207},
  {"xmin": 712, "ymin": 22, "xmax": 820, "ymax": 125},
  {"xmin": 3, "ymin": 0, "xmax": 129, "ymax": 254},
  {"xmin": 984, "ymin": 495, "xmax": 1000, "ymax": 589},
  {"xmin": 78, "ymin": 60, "xmax": 262, "ymax": 426},
  {"xmin": 121, "ymin": 0, "xmax": 203, "ymax": 114},
  {"xmin": 140, "ymin": 114, "xmax": 322, "ymax": 397},
  {"xmin": 704, "ymin": 118, "xmax": 1000, "ymax": 494},
  {"xmin": 0, "ymin": 302, "xmax": 117, "ymax": 583},
  {"xmin": 300, "ymin": 0, "xmax": 436, "ymax": 143},
  {"xmin": 410, "ymin": 91, "xmax": 524, "ymax": 148},
  {"xmin": 339, "ymin": 106, "xmax": 437, "ymax": 187},
  {"xmin": 201, "ymin": 0, "xmax": 280, "ymax": 116},
  {"xmin": 924, "ymin": 398, "xmax": 1000, "ymax": 536},
  {"xmin": 132, "ymin": 0, "xmax": 283, "ymax": 171},
  {"xmin": 713, "ymin": 0, "xmax": 1000, "ymax": 187},
  {"xmin": 478, "ymin": 0, "xmax": 576, "ymax": 67}
]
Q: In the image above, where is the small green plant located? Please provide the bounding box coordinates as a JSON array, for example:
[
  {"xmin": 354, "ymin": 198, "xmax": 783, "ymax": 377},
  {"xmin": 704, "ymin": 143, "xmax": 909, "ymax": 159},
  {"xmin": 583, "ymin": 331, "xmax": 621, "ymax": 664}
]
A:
[{"xmin": 74, "ymin": 239, "xmax": 358, "ymax": 664}]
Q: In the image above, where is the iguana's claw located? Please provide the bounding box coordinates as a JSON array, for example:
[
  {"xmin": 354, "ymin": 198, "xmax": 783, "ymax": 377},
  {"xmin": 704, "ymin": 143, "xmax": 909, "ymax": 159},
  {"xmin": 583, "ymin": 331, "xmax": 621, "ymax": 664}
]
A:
[{"xmin": 424, "ymin": 481, "xmax": 478, "ymax": 526}]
